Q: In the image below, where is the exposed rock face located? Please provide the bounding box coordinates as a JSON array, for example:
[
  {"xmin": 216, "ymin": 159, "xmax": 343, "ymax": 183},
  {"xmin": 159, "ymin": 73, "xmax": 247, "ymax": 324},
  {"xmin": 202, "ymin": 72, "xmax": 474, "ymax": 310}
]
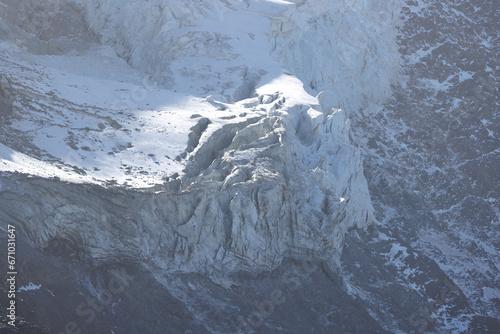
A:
[{"xmin": 349, "ymin": 0, "xmax": 500, "ymax": 328}]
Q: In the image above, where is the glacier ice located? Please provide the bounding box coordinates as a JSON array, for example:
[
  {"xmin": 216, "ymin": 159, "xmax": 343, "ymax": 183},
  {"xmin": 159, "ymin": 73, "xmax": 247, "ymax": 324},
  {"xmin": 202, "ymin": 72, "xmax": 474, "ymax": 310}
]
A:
[{"xmin": 0, "ymin": 0, "xmax": 397, "ymax": 285}]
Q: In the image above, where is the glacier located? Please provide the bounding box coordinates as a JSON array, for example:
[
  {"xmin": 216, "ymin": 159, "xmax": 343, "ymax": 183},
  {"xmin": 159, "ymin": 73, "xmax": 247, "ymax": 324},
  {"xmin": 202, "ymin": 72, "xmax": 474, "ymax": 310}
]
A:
[
  {"xmin": 0, "ymin": 0, "xmax": 498, "ymax": 333},
  {"xmin": 0, "ymin": 0, "xmax": 383, "ymax": 278}
]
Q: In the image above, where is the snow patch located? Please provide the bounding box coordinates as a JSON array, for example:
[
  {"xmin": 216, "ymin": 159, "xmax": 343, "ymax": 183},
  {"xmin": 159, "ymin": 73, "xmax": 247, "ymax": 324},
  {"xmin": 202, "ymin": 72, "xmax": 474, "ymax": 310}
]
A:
[
  {"xmin": 483, "ymin": 287, "xmax": 500, "ymax": 302},
  {"xmin": 18, "ymin": 282, "xmax": 42, "ymax": 292}
]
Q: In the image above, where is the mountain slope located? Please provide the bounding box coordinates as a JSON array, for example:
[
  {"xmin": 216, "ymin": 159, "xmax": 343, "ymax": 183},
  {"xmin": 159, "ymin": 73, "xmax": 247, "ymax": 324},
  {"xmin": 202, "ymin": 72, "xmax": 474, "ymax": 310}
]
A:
[{"xmin": 0, "ymin": 0, "xmax": 498, "ymax": 333}]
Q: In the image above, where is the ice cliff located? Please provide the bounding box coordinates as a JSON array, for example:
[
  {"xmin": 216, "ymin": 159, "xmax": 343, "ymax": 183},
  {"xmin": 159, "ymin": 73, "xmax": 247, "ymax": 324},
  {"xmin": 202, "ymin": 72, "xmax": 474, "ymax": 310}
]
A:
[{"xmin": 0, "ymin": 0, "xmax": 398, "ymax": 285}]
